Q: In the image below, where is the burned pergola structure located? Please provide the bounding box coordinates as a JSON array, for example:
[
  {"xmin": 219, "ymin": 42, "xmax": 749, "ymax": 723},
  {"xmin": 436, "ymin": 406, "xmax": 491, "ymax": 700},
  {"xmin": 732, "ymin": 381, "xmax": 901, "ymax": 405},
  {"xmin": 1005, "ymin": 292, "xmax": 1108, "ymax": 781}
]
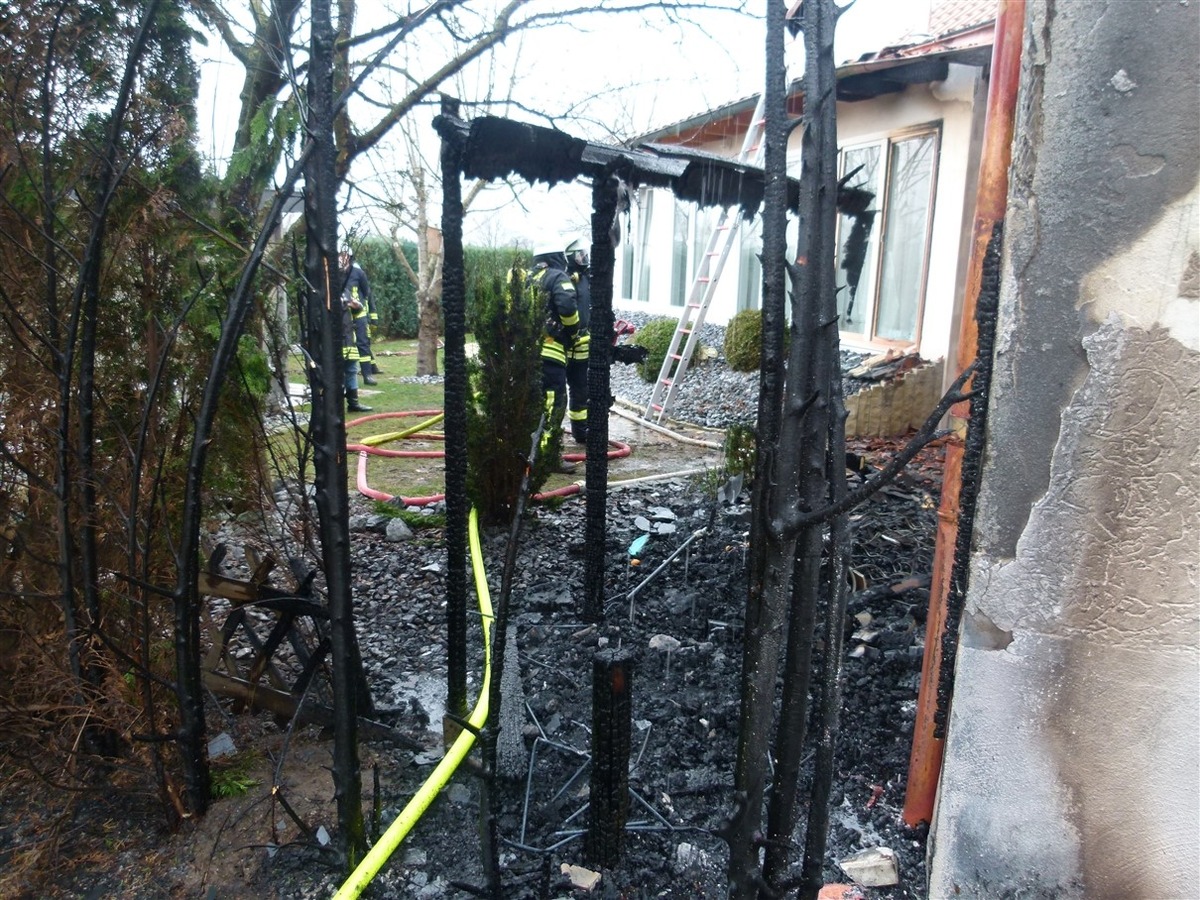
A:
[
  {"xmin": 430, "ymin": 100, "xmax": 815, "ymax": 876},
  {"xmin": 432, "ymin": 98, "xmax": 804, "ymax": 712}
]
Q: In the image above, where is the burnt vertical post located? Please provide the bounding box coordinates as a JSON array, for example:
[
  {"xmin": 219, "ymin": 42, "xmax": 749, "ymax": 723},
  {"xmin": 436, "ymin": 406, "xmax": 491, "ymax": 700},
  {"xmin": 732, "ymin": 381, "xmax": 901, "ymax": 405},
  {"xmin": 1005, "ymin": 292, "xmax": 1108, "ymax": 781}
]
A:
[
  {"xmin": 437, "ymin": 96, "xmax": 469, "ymax": 729},
  {"xmin": 582, "ymin": 171, "xmax": 619, "ymax": 622},
  {"xmin": 586, "ymin": 648, "xmax": 634, "ymax": 867}
]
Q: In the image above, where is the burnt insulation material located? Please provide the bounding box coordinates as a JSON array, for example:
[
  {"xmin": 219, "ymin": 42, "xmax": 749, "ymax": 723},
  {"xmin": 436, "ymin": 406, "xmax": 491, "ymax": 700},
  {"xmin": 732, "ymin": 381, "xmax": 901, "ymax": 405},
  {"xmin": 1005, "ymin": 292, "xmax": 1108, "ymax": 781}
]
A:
[
  {"xmin": 461, "ymin": 116, "xmax": 586, "ymax": 188},
  {"xmin": 934, "ymin": 221, "xmax": 1003, "ymax": 739}
]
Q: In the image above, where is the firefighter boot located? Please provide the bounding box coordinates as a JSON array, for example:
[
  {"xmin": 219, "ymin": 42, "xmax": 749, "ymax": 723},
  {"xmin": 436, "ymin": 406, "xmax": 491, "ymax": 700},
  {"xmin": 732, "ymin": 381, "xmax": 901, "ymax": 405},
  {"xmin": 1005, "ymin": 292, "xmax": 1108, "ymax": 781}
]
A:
[
  {"xmin": 361, "ymin": 363, "xmax": 378, "ymax": 386},
  {"xmin": 347, "ymin": 390, "xmax": 373, "ymax": 413}
]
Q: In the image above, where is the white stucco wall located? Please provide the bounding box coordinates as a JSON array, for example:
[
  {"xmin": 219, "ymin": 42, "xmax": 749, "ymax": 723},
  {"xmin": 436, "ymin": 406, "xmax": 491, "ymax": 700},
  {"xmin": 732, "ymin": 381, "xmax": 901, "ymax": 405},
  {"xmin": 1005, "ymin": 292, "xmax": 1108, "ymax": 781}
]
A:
[
  {"xmin": 930, "ymin": 2, "xmax": 1200, "ymax": 897},
  {"xmin": 614, "ymin": 62, "xmax": 985, "ymax": 368}
]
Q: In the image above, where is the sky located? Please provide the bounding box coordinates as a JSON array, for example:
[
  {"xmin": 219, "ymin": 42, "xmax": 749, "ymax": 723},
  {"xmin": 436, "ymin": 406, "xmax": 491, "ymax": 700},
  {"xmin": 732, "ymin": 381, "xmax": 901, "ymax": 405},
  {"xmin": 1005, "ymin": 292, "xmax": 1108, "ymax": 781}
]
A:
[{"xmin": 193, "ymin": 0, "xmax": 934, "ymax": 247}]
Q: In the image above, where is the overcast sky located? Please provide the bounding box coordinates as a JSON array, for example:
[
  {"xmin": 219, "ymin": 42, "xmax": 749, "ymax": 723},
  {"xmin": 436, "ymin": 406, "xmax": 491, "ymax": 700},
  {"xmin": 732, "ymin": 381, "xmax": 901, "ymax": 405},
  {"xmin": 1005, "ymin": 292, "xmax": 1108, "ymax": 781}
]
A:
[{"xmin": 194, "ymin": 0, "xmax": 933, "ymax": 247}]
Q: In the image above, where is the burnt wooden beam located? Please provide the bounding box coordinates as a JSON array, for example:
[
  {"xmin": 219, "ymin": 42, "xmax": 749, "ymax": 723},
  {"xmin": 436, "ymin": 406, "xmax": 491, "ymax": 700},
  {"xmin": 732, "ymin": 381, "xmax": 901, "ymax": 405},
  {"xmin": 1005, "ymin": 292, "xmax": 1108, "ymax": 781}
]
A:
[{"xmin": 586, "ymin": 649, "xmax": 634, "ymax": 868}]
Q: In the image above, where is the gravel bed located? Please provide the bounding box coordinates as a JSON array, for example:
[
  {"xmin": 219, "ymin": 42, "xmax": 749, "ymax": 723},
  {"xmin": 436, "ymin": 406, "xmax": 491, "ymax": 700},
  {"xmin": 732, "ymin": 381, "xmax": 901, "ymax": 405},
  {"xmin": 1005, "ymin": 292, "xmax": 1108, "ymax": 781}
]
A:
[{"xmin": 611, "ymin": 308, "xmax": 872, "ymax": 429}]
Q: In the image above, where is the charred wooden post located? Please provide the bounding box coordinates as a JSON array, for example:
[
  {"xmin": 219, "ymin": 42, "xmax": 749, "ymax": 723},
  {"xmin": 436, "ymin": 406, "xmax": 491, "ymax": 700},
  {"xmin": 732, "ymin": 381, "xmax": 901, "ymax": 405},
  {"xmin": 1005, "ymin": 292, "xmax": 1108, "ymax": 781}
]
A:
[
  {"xmin": 903, "ymin": 0, "xmax": 1025, "ymax": 828},
  {"xmin": 438, "ymin": 95, "xmax": 471, "ymax": 727},
  {"xmin": 582, "ymin": 171, "xmax": 620, "ymax": 623},
  {"xmin": 586, "ymin": 648, "xmax": 634, "ymax": 868}
]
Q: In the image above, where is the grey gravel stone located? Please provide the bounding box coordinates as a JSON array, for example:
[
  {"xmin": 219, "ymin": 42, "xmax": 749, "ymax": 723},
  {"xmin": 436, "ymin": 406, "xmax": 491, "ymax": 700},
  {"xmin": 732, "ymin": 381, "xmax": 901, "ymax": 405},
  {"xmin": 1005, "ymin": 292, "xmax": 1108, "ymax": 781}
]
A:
[
  {"xmin": 385, "ymin": 517, "xmax": 414, "ymax": 542},
  {"xmin": 610, "ymin": 308, "xmax": 871, "ymax": 429}
]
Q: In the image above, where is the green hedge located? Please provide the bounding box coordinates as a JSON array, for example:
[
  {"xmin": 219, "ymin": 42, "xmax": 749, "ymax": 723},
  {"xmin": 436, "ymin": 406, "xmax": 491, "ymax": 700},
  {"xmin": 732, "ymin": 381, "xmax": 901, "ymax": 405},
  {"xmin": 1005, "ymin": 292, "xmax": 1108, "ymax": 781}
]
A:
[
  {"xmin": 353, "ymin": 239, "xmax": 418, "ymax": 338},
  {"xmin": 351, "ymin": 240, "xmax": 529, "ymax": 340}
]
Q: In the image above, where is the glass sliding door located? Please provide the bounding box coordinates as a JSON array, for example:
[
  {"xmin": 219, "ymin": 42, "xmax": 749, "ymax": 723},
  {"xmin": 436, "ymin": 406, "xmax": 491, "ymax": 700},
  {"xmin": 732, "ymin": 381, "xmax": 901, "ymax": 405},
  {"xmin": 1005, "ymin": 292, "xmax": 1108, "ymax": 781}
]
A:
[
  {"xmin": 876, "ymin": 132, "xmax": 936, "ymax": 342},
  {"xmin": 671, "ymin": 200, "xmax": 691, "ymax": 307},
  {"xmin": 836, "ymin": 144, "xmax": 881, "ymax": 337},
  {"xmin": 835, "ymin": 125, "xmax": 939, "ymax": 347}
]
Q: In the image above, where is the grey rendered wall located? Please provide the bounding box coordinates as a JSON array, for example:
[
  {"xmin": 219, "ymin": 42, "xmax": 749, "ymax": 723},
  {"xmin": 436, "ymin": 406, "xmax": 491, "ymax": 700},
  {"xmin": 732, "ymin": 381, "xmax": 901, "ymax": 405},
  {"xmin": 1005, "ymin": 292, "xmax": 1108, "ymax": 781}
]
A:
[{"xmin": 929, "ymin": 2, "xmax": 1199, "ymax": 898}]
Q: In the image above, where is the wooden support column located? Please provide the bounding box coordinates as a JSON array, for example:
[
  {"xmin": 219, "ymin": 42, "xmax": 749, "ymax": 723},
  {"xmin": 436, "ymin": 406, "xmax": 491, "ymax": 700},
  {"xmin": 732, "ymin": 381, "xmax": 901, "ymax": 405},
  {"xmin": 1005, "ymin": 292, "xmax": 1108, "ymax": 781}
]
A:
[{"xmin": 586, "ymin": 649, "xmax": 634, "ymax": 867}]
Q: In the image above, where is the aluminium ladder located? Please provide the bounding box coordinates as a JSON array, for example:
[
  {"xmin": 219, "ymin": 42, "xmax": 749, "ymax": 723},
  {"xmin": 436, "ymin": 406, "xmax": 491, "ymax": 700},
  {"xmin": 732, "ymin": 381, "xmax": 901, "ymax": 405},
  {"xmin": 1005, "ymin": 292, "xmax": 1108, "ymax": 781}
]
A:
[{"xmin": 642, "ymin": 92, "xmax": 770, "ymax": 426}]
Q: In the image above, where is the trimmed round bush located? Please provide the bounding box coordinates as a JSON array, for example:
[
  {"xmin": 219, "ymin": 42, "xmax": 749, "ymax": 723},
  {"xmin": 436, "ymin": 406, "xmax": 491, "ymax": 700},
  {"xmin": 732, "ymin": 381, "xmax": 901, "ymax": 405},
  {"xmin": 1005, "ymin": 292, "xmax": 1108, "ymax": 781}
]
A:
[
  {"xmin": 631, "ymin": 317, "xmax": 683, "ymax": 383},
  {"xmin": 723, "ymin": 309, "xmax": 764, "ymax": 372}
]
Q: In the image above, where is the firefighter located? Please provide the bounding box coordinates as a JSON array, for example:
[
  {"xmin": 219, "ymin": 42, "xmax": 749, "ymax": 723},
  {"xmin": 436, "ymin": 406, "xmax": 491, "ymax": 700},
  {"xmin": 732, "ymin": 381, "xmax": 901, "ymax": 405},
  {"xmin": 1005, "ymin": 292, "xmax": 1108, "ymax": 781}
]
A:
[
  {"xmin": 339, "ymin": 249, "xmax": 378, "ymax": 386},
  {"xmin": 563, "ymin": 237, "xmax": 591, "ymax": 445},
  {"xmin": 528, "ymin": 245, "xmax": 579, "ymax": 472},
  {"xmin": 339, "ymin": 249, "xmax": 372, "ymax": 413}
]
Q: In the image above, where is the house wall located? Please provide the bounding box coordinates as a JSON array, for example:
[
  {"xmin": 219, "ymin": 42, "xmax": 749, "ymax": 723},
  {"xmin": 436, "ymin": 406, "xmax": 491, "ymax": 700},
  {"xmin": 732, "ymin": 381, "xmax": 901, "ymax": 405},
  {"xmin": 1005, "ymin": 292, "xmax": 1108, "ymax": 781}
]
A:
[
  {"xmin": 836, "ymin": 62, "xmax": 982, "ymax": 362},
  {"xmin": 929, "ymin": 2, "xmax": 1200, "ymax": 897},
  {"xmin": 614, "ymin": 62, "xmax": 987, "ymax": 369}
]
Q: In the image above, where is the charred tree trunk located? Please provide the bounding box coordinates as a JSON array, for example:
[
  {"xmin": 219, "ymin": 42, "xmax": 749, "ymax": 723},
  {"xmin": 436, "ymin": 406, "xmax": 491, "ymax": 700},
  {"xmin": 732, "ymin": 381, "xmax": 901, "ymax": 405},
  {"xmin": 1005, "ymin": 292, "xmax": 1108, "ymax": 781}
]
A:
[
  {"xmin": 726, "ymin": 3, "xmax": 795, "ymax": 896},
  {"xmin": 305, "ymin": 0, "xmax": 365, "ymax": 869},
  {"xmin": 71, "ymin": 2, "xmax": 162, "ymax": 759},
  {"xmin": 439, "ymin": 97, "xmax": 469, "ymax": 722},
  {"xmin": 763, "ymin": 0, "xmax": 843, "ymax": 890}
]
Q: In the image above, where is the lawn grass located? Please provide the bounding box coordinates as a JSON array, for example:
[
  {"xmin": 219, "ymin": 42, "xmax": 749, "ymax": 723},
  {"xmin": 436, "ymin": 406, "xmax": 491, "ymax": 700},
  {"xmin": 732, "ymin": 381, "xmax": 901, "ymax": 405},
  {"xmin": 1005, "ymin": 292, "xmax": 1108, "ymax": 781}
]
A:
[
  {"xmin": 280, "ymin": 335, "xmax": 588, "ymax": 504},
  {"xmin": 279, "ymin": 337, "xmax": 449, "ymax": 502}
]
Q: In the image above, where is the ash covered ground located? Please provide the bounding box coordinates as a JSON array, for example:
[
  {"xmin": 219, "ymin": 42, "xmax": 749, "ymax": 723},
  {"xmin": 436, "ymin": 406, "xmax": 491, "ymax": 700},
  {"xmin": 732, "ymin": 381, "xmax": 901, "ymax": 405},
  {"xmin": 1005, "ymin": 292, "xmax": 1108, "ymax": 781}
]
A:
[
  {"xmin": 9, "ymin": 334, "xmax": 942, "ymax": 900},
  {"xmin": 323, "ymin": 459, "xmax": 939, "ymax": 899}
]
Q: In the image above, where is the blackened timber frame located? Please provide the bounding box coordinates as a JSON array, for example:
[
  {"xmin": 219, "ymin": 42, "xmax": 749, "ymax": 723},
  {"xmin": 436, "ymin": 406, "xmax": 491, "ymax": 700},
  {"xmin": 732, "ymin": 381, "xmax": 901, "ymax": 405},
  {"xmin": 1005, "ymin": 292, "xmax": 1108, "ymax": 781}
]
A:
[{"xmin": 432, "ymin": 105, "xmax": 807, "ymax": 634}]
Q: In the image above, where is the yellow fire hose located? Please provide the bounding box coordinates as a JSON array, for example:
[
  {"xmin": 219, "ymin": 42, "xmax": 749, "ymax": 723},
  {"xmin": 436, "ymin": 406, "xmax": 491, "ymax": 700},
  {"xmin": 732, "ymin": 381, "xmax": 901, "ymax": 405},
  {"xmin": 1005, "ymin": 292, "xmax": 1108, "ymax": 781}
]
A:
[
  {"xmin": 356, "ymin": 411, "xmax": 446, "ymax": 447},
  {"xmin": 333, "ymin": 506, "xmax": 493, "ymax": 899}
]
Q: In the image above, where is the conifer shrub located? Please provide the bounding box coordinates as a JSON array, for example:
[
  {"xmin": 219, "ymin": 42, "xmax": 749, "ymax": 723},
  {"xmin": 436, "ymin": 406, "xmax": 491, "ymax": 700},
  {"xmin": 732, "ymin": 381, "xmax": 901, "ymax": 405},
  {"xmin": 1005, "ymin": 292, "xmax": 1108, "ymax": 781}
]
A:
[
  {"xmin": 465, "ymin": 266, "xmax": 558, "ymax": 525},
  {"xmin": 631, "ymin": 317, "xmax": 683, "ymax": 383}
]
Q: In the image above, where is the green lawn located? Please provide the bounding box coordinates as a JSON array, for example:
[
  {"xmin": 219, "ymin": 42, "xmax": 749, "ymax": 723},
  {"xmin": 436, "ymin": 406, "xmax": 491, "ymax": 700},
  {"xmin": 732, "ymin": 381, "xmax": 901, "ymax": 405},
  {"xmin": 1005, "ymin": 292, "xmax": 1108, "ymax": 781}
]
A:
[{"xmin": 283, "ymin": 335, "xmax": 587, "ymax": 504}]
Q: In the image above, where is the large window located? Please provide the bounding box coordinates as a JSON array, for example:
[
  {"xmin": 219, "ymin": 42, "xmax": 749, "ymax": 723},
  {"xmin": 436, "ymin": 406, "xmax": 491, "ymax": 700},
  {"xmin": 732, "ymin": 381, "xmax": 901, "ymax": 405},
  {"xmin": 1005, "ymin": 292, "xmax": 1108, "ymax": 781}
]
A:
[
  {"xmin": 635, "ymin": 188, "xmax": 655, "ymax": 302},
  {"xmin": 836, "ymin": 126, "xmax": 939, "ymax": 346},
  {"xmin": 737, "ymin": 215, "xmax": 762, "ymax": 312},
  {"xmin": 670, "ymin": 200, "xmax": 690, "ymax": 306}
]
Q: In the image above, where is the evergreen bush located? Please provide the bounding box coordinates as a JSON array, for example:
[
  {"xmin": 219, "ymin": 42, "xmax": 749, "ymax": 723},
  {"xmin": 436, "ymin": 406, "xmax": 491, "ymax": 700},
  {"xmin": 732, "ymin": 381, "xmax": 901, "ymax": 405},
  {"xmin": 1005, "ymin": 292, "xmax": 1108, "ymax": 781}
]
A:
[
  {"xmin": 724, "ymin": 308, "xmax": 763, "ymax": 372},
  {"xmin": 723, "ymin": 423, "xmax": 757, "ymax": 478},
  {"xmin": 465, "ymin": 266, "xmax": 557, "ymax": 525},
  {"xmin": 631, "ymin": 317, "xmax": 683, "ymax": 383}
]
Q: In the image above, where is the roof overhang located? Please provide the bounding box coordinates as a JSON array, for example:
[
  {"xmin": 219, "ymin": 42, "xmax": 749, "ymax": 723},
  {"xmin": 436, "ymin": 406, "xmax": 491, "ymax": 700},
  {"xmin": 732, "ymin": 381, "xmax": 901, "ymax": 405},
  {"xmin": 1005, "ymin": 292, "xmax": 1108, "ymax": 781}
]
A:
[{"xmin": 639, "ymin": 21, "xmax": 995, "ymax": 147}]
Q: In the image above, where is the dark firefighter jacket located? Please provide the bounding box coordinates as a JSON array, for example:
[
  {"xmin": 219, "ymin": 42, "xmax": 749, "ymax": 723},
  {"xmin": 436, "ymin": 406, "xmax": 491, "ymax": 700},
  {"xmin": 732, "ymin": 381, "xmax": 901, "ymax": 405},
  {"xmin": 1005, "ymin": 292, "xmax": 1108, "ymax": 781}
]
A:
[
  {"xmin": 566, "ymin": 267, "xmax": 591, "ymax": 362},
  {"xmin": 529, "ymin": 264, "xmax": 579, "ymax": 366},
  {"xmin": 341, "ymin": 264, "xmax": 371, "ymax": 361}
]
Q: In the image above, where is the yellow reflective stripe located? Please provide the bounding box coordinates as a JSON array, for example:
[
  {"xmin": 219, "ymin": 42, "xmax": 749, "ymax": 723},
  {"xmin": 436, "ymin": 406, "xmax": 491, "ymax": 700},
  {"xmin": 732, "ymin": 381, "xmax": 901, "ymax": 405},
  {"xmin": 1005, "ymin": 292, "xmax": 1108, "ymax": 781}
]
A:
[
  {"xmin": 566, "ymin": 334, "xmax": 590, "ymax": 360},
  {"xmin": 561, "ymin": 311, "xmax": 579, "ymax": 327},
  {"xmin": 568, "ymin": 408, "xmax": 587, "ymax": 422},
  {"xmin": 541, "ymin": 344, "xmax": 566, "ymax": 365}
]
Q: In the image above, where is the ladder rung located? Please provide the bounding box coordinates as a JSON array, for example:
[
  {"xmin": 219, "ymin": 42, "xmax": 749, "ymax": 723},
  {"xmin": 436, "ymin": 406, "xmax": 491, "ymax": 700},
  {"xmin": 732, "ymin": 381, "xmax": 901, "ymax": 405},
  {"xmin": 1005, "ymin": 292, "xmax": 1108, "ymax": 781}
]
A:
[
  {"xmin": 697, "ymin": 277, "xmax": 711, "ymax": 284},
  {"xmin": 671, "ymin": 354, "xmax": 683, "ymax": 360},
  {"xmin": 660, "ymin": 378, "xmax": 673, "ymax": 386}
]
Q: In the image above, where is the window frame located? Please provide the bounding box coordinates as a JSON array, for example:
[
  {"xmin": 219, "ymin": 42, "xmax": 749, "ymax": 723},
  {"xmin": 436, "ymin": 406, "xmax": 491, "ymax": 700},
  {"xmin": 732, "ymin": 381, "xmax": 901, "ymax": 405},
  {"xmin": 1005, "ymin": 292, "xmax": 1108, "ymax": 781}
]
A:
[{"xmin": 836, "ymin": 121, "xmax": 942, "ymax": 350}]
